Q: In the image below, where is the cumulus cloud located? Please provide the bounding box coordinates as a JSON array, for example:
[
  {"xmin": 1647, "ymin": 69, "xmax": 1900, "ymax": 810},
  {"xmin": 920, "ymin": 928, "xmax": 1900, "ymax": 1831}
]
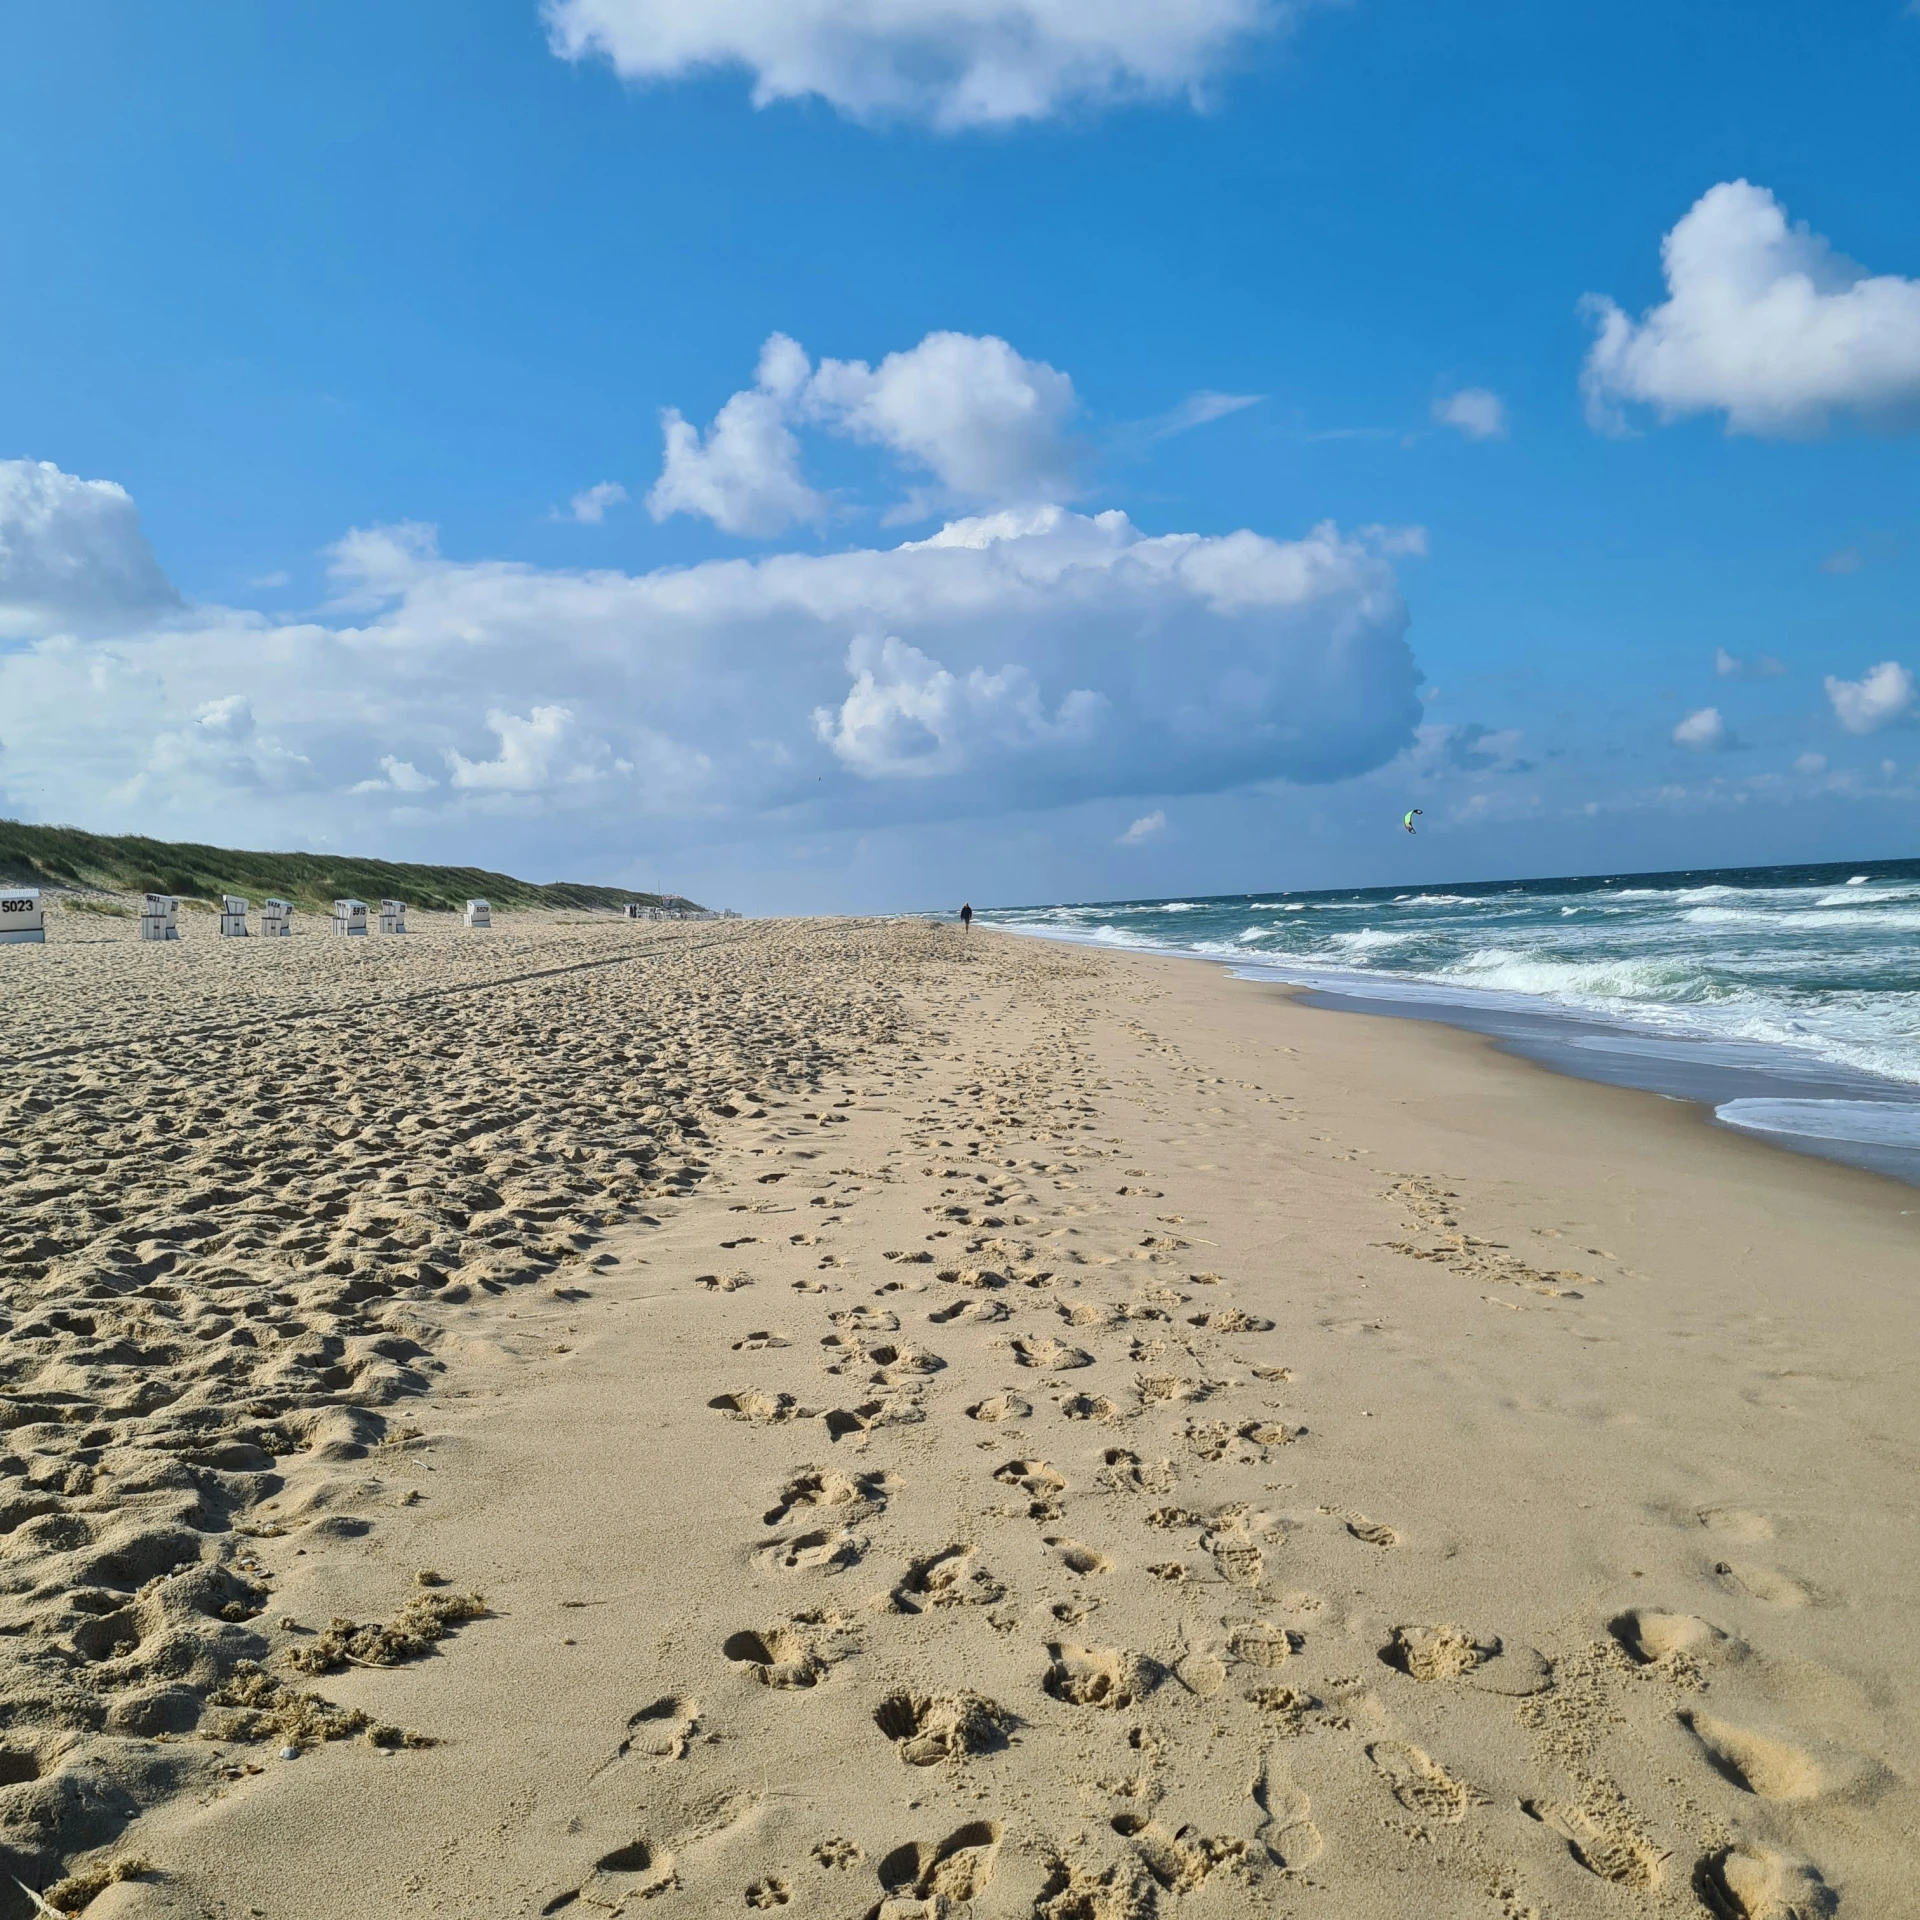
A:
[
  {"xmin": 807, "ymin": 332, "xmax": 1077, "ymax": 506},
  {"xmin": 651, "ymin": 330, "xmax": 1078, "ymax": 534},
  {"xmin": 1583, "ymin": 181, "xmax": 1920, "ymax": 435},
  {"xmin": 543, "ymin": 0, "xmax": 1286, "ymax": 129},
  {"xmin": 0, "ymin": 458, "xmax": 179, "ymax": 638},
  {"xmin": 1794, "ymin": 752, "xmax": 1827, "ymax": 775},
  {"xmin": 1714, "ymin": 645, "xmax": 1784, "ymax": 678},
  {"xmin": 447, "ymin": 704, "xmax": 634, "ymax": 796},
  {"xmin": 648, "ymin": 335, "xmax": 825, "ymax": 537},
  {"xmin": 1825, "ymin": 660, "xmax": 1916, "ymax": 734},
  {"xmin": 812, "ymin": 633, "xmax": 1102, "ymax": 778},
  {"xmin": 1117, "ymin": 809, "xmax": 1166, "ymax": 844},
  {"xmin": 1432, "ymin": 388, "xmax": 1507, "ymax": 440},
  {"xmin": 1673, "ymin": 706, "xmax": 1731, "ymax": 750},
  {"xmin": 352, "ymin": 755, "xmax": 437, "ymax": 794},
  {"xmin": 0, "ymin": 464, "xmax": 1422, "ymax": 854},
  {"xmin": 565, "ymin": 481, "xmax": 629, "ymax": 525}
]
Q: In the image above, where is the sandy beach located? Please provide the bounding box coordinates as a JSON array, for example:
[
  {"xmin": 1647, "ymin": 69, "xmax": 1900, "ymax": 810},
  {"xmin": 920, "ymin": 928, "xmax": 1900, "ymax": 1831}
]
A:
[{"xmin": 2, "ymin": 916, "xmax": 1915, "ymax": 1918}]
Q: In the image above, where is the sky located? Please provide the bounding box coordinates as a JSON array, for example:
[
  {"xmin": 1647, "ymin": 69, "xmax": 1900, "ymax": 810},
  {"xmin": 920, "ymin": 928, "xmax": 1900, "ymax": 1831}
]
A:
[{"xmin": 1, "ymin": 0, "xmax": 1917, "ymax": 912}]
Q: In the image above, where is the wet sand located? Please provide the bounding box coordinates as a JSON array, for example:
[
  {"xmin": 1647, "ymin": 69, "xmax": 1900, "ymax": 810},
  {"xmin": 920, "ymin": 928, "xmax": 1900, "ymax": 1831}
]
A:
[{"xmin": 1, "ymin": 920, "xmax": 1914, "ymax": 1917}]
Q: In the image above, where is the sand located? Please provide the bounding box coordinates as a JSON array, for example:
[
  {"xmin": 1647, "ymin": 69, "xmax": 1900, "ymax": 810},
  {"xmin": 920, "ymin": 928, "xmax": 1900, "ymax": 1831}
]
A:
[{"xmin": 0, "ymin": 918, "xmax": 1914, "ymax": 1917}]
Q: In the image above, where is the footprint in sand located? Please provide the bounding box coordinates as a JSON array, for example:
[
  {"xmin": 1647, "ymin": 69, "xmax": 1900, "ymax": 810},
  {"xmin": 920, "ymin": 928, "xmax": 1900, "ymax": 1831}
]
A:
[
  {"xmin": 594, "ymin": 1695, "xmax": 700, "ymax": 1772},
  {"xmin": 1200, "ymin": 1519, "xmax": 1265, "ymax": 1587},
  {"xmin": 757, "ymin": 1526, "xmax": 865, "ymax": 1573},
  {"xmin": 1043, "ymin": 1643, "xmax": 1159, "ymax": 1708},
  {"xmin": 1344, "ymin": 1516, "xmax": 1398, "ymax": 1548},
  {"xmin": 1228, "ymin": 1621, "xmax": 1297, "ymax": 1669},
  {"xmin": 873, "ymin": 1691, "xmax": 1013, "ymax": 1764},
  {"xmin": 875, "ymin": 1821, "xmax": 1003, "ymax": 1906},
  {"xmin": 1379, "ymin": 1623, "xmax": 1497, "ymax": 1681},
  {"xmin": 1679, "ymin": 1710, "xmax": 1830, "ymax": 1801},
  {"xmin": 892, "ymin": 1545, "xmax": 1006, "ymax": 1612},
  {"xmin": 1522, "ymin": 1799, "xmax": 1664, "ymax": 1890},
  {"xmin": 709, "ymin": 1390, "xmax": 816, "ymax": 1424},
  {"xmin": 1060, "ymin": 1393, "xmax": 1120, "ymax": 1422},
  {"xmin": 745, "ymin": 1876, "xmax": 792, "ymax": 1907},
  {"xmin": 966, "ymin": 1393, "xmax": 1032, "ymax": 1422},
  {"xmin": 721, "ymin": 1623, "xmax": 833, "ymax": 1689},
  {"xmin": 546, "ymin": 1837, "xmax": 675, "ymax": 1910},
  {"xmin": 731, "ymin": 1330, "xmax": 791, "ymax": 1351},
  {"xmin": 1187, "ymin": 1309, "xmax": 1274, "ymax": 1333},
  {"xmin": 993, "ymin": 1459, "xmax": 1067, "ymax": 1498},
  {"xmin": 1609, "ymin": 1608, "xmax": 1742, "ymax": 1667},
  {"xmin": 763, "ymin": 1466, "xmax": 896, "ymax": 1526},
  {"xmin": 1710, "ymin": 1559, "xmax": 1816, "ymax": 1607},
  {"xmin": 1254, "ymin": 1753, "xmax": 1323, "ymax": 1869},
  {"xmin": 1096, "ymin": 1448, "xmax": 1175, "ymax": 1495},
  {"xmin": 1043, "ymin": 1536, "xmax": 1111, "ymax": 1575},
  {"xmin": 1059, "ymin": 1301, "xmax": 1120, "ymax": 1329},
  {"xmin": 1693, "ymin": 1844, "xmax": 1836, "ymax": 1918},
  {"xmin": 1109, "ymin": 1815, "xmax": 1246, "ymax": 1892},
  {"xmin": 1137, "ymin": 1375, "xmax": 1218, "ymax": 1407},
  {"xmin": 1366, "ymin": 1741, "xmax": 1481, "ymax": 1822},
  {"xmin": 1009, "ymin": 1336, "xmax": 1092, "ymax": 1371},
  {"xmin": 930, "ymin": 1298, "xmax": 1010, "ymax": 1324},
  {"xmin": 811, "ymin": 1838, "xmax": 863, "ymax": 1869},
  {"xmin": 832, "ymin": 1307, "xmax": 901, "ymax": 1333}
]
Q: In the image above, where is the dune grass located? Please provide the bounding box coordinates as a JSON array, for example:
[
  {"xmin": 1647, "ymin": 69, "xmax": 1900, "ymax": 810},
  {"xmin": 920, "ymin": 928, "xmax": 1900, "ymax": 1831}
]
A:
[{"xmin": 0, "ymin": 819, "xmax": 696, "ymax": 916}]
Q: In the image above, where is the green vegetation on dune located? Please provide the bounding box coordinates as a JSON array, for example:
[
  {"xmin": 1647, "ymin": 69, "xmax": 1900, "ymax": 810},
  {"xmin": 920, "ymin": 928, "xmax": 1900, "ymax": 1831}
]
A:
[{"xmin": 0, "ymin": 819, "xmax": 697, "ymax": 915}]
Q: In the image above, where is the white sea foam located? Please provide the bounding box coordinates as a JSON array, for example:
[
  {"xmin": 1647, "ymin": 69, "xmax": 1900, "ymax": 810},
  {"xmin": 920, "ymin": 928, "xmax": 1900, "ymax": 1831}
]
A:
[{"xmin": 1716, "ymin": 1098, "xmax": 1920, "ymax": 1150}]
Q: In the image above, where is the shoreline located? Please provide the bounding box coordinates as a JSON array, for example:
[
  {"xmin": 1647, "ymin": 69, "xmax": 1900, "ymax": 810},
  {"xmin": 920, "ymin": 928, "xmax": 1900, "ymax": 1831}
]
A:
[
  {"xmin": 986, "ymin": 919, "xmax": 1920, "ymax": 1190},
  {"xmin": 6, "ymin": 922, "xmax": 1916, "ymax": 1917}
]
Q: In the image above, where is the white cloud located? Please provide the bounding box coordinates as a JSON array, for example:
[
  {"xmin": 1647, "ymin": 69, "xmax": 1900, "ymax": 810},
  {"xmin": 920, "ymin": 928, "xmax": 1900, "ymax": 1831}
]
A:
[
  {"xmin": 447, "ymin": 704, "xmax": 633, "ymax": 795},
  {"xmin": 811, "ymin": 633, "xmax": 1102, "ymax": 778},
  {"xmin": 1432, "ymin": 388, "xmax": 1507, "ymax": 441},
  {"xmin": 134, "ymin": 695, "xmax": 309, "ymax": 803},
  {"xmin": 543, "ymin": 0, "xmax": 1287, "ymax": 130},
  {"xmin": 1673, "ymin": 706, "xmax": 1731, "ymax": 750},
  {"xmin": 807, "ymin": 331, "xmax": 1077, "ymax": 506},
  {"xmin": 0, "ymin": 458, "xmax": 179, "ymax": 638},
  {"xmin": 1794, "ymin": 751, "xmax": 1826, "ymax": 775},
  {"xmin": 648, "ymin": 334, "xmax": 825, "ymax": 537},
  {"xmin": 1139, "ymin": 390, "xmax": 1264, "ymax": 443},
  {"xmin": 651, "ymin": 330, "xmax": 1079, "ymax": 534},
  {"xmin": 566, "ymin": 481, "xmax": 629, "ymax": 525},
  {"xmin": 1825, "ymin": 660, "xmax": 1916, "ymax": 734},
  {"xmin": 0, "ymin": 463, "xmax": 1422, "ymax": 856},
  {"xmin": 1118, "ymin": 809, "xmax": 1166, "ymax": 844},
  {"xmin": 352, "ymin": 755, "xmax": 437, "ymax": 794},
  {"xmin": 1583, "ymin": 181, "xmax": 1920, "ymax": 436},
  {"xmin": 1714, "ymin": 645, "xmax": 1784, "ymax": 678}
]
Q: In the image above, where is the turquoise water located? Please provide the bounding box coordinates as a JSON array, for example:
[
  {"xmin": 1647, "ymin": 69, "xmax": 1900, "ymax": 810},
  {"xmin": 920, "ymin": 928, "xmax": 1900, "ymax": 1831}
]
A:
[{"xmin": 978, "ymin": 857, "xmax": 1920, "ymax": 1158}]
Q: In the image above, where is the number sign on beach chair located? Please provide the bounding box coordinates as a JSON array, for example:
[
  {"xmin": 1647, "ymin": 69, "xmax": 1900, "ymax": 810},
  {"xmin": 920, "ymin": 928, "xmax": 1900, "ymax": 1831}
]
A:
[
  {"xmin": 0, "ymin": 889, "xmax": 45, "ymax": 945},
  {"xmin": 220, "ymin": 895, "xmax": 249, "ymax": 937},
  {"xmin": 378, "ymin": 898, "xmax": 407, "ymax": 935},
  {"xmin": 464, "ymin": 898, "xmax": 491, "ymax": 928},
  {"xmin": 261, "ymin": 898, "xmax": 292, "ymax": 937},
  {"xmin": 138, "ymin": 894, "xmax": 179, "ymax": 942},
  {"xmin": 332, "ymin": 898, "xmax": 369, "ymax": 936}
]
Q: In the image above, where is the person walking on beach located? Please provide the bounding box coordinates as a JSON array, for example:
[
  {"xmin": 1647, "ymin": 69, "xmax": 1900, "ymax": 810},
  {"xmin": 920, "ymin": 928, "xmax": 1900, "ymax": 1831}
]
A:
[{"xmin": 960, "ymin": 902, "xmax": 973, "ymax": 931}]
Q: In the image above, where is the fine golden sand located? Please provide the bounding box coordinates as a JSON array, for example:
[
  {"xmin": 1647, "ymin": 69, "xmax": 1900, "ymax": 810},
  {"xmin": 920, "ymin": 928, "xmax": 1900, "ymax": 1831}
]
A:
[{"xmin": 0, "ymin": 916, "xmax": 1915, "ymax": 1917}]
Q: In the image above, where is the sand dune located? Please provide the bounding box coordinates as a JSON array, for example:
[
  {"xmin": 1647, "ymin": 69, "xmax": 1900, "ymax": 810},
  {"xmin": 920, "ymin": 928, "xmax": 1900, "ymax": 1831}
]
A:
[{"xmin": 0, "ymin": 921, "xmax": 1914, "ymax": 1916}]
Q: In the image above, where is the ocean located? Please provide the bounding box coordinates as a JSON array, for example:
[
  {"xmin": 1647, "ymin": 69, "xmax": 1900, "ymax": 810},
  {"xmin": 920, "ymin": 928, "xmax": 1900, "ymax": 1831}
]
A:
[{"xmin": 976, "ymin": 857, "xmax": 1920, "ymax": 1186}]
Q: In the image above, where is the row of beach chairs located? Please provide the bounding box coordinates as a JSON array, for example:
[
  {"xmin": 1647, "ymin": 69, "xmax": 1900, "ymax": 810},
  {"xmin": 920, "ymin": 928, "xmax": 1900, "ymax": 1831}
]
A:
[{"xmin": 0, "ymin": 889, "xmax": 491, "ymax": 944}]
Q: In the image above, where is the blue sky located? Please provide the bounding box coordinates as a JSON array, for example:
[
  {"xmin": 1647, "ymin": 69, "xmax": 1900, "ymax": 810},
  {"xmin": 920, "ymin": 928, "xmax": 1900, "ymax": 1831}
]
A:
[{"xmin": 1, "ymin": 0, "xmax": 1917, "ymax": 910}]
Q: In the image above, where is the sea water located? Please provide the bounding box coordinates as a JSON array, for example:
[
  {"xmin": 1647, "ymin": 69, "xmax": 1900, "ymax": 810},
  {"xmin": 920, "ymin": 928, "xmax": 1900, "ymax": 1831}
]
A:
[{"xmin": 975, "ymin": 858, "xmax": 1920, "ymax": 1184}]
